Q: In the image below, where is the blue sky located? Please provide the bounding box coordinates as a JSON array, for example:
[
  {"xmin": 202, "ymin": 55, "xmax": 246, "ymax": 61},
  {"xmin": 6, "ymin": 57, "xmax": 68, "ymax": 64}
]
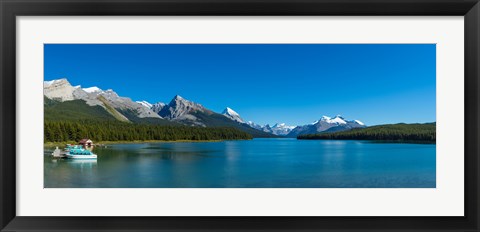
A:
[{"xmin": 44, "ymin": 44, "xmax": 436, "ymax": 126}]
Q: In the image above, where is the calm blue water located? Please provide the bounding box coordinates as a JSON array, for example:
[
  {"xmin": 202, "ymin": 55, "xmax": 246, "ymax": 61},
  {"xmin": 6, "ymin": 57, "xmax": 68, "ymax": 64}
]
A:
[{"xmin": 44, "ymin": 138, "xmax": 436, "ymax": 188}]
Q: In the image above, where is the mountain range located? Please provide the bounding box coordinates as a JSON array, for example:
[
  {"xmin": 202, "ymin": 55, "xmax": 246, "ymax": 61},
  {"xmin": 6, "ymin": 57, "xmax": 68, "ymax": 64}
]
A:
[
  {"xmin": 287, "ymin": 115, "xmax": 365, "ymax": 137},
  {"xmin": 44, "ymin": 78, "xmax": 366, "ymax": 137}
]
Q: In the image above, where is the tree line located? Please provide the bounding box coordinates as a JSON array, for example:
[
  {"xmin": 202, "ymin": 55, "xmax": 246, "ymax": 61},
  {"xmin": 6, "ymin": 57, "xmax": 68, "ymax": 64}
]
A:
[
  {"xmin": 44, "ymin": 120, "xmax": 253, "ymax": 143},
  {"xmin": 297, "ymin": 123, "xmax": 436, "ymax": 143}
]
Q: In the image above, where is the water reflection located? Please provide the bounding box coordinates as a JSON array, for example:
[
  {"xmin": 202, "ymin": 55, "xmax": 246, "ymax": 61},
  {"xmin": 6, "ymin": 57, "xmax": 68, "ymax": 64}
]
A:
[
  {"xmin": 65, "ymin": 159, "xmax": 97, "ymax": 169},
  {"xmin": 44, "ymin": 139, "xmax": 436, "ymax": 188}
]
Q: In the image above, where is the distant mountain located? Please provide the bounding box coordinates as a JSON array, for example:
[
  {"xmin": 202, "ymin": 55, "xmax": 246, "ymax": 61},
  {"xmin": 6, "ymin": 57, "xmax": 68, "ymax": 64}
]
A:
[
  {"xmin": 263, "ymin": 123, "xmax": 296, "ymax": 136},
  {"xmin": 246, "ymin": 121, "xmax": 263, "ymax": 130},
  {"xmin": 222, "ymin": 107, "xmax": 244, "ymax": 123},
  {"xmin": 155, "ymin": 95, "xmax": 275, "ymax": 137},
  {"xmin": 244, "ymin": 121, "xmax": 296, "ymax": 136},
  {"xmin": 287, "ymin": 115, "xmax": 365, "ymax": 137}
]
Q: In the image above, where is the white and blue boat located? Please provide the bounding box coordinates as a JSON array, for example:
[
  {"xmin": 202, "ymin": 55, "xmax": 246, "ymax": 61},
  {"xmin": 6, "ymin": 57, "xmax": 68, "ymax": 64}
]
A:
[{"xmin": 64, "ymin": 144, "xmax": 97, "ymax": 159}]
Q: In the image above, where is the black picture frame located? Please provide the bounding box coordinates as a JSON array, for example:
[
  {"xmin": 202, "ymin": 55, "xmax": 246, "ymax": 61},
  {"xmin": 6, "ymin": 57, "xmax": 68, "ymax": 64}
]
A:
[{"xmin": 1, "ymin": 0, "xmax": 479, "ymax": 231}]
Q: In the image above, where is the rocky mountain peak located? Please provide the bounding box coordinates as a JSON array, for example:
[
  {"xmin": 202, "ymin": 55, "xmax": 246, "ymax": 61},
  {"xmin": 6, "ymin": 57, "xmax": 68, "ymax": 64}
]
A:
[
  {"xmin": 44, "ymin": 78, "xmax": 161, "ymax": 119},
  {"xmin": 160, "ymin": 95, "xmax": 207, "ymax": 120},
  {"xmin": 44, "ymin": 78, "xmax": 69, "ymax": 87},
  {"xmin": 222, "ymin": 107, "xmax": 244, "ymax": 123},
  {"xmin": 151, "ymin": 102, "xmax": 166, "ymax": 114},
  {"xmin": 44, "ymin": 78, "xmax": 81, "ymax": 101}
]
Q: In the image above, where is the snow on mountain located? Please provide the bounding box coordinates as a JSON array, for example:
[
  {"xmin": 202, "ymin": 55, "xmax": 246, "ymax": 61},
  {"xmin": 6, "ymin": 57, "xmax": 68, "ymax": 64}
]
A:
[
  {"xmin": 244, "ymin": 121, "xmax": 295, "ymax": 136},
  {"xmin": 287, "ymin": 115, "xmax": 366, "ymax": 137},
  {"xmin": 320, "ymin": 115, "xmax": 347, "ymax": 125},
  {"xmin": 262, "ymin": 124, "xmax": 272, "ymax": 133},
  {"xmin": 83, "ymin": 86, "xmax": 102, "ymax": 93},
  {"xmin": 272, "ymin": 123, "xmax": 295, "ymax": 129},
  {"xmin": 354, "ymin": 120, "xmax": 365, "ymax": 126},
  {"xmin": 246, "ymin": 121, "xmax": 263, "ymax": 130},
  {"xmin": 222, "ymin": 107, "xmax": 244, "ymax": 123},
  {"xmin": 136, "ymin": 100, "xmax": 153, "ymax": 109},
  {"xmin": 260, "ymin": 123, "xmax": 296, "ymax": 136},
  {"xmin": 273, "ymin": 124, "xmax": 295, "ymax": 135}
]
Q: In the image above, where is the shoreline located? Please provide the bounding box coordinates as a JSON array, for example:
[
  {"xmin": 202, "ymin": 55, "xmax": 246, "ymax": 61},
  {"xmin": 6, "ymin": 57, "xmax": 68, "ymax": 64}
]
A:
[
  {"xmin": 44, "ymin": 138, "xmax": 436, "ymax": 148},
  {"xmin": 296, "ymin": 138, "xmax": 436, "ymax": 144},
  {"xmin": 44, "ymin": 139, "xmax": 250, "ymax": 148}
]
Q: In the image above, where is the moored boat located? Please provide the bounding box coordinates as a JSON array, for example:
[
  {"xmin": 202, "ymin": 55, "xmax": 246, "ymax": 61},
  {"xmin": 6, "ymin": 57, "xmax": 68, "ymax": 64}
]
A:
[{"xmin": 64, "ymin": 144, "xmax": 97, "ymax": 159}]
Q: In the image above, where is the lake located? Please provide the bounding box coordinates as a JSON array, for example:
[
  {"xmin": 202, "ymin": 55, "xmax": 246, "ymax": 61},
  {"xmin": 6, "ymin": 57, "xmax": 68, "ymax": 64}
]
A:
[{"xmin": 44, "ymin": 138, "xmax": 436, "ymax": 188}]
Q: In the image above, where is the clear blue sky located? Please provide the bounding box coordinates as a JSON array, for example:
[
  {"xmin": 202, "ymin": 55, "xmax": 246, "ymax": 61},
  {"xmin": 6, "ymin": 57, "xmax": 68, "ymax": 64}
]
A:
[{"xmin": 44, "ymin": 44, "xmax": 436, "ymax": 126}]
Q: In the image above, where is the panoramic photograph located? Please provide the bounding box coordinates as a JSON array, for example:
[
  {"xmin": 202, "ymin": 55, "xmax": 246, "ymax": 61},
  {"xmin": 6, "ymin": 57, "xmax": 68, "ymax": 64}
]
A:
[{"xmin": 44, "ymin": 44, "xmax": 436, "ymax": 188}]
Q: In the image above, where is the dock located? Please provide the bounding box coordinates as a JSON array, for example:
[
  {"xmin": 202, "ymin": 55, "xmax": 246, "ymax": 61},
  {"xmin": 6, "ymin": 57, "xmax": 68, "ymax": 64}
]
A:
[{"xmin": 51, "ymin": 147, "xmax": 67, "ymax": 158}]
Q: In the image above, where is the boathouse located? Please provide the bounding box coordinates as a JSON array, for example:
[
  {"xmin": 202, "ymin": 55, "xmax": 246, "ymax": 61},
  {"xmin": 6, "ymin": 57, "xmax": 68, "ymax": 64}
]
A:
[{"xmin": 79, "ymin": 139, "xmax": 93, "ymax": 147}]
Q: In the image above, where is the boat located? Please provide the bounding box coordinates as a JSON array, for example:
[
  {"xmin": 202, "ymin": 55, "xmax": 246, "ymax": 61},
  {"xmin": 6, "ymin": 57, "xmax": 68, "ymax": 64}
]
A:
[{"xmin": 64, "ymin": 144, "xmax": 97, "ymax": 159}]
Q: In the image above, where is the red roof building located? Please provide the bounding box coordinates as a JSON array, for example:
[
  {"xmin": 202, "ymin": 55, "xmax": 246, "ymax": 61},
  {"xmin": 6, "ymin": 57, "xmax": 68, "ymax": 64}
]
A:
[{"xmin": 78, "ymin": 139, "xmax": 93, "ymax": 147}]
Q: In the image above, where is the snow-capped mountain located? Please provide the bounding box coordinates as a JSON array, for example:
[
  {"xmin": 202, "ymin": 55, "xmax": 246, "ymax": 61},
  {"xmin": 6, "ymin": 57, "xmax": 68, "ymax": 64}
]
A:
[
  {"xmin": 253, "ymin": 123, "xmax": 296, "ymax": 136},
  {"xmin": 136, "ymin": 100, "xmax": 153, "ymax": 109},
  {"xmin": 287, "ymin": 115, "xmax": 365, "ymax": 137},
  {"xmin": 222, "ymin": 107, "xmax": 244, "ymax": 123},
  {"xmin": 268, "ymin": 123, "xmax": 296, "ymax": 136},
  {"xmin": 44, "ymin": 78, "xmax": 87, "ymax": 102},
  {"xmin": 44, "ymin": 78, "xmax": 161, "ymax": 120},
  {"xmin": 43, "ymin": 78, "xmax": 104, "ymax": 106},
  {"xmin": 244, "ymin": 121, "xmax": 295, "ymax": 136}
]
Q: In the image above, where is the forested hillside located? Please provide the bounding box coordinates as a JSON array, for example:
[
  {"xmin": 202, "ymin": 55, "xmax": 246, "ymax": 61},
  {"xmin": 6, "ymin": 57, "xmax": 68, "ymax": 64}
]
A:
[
  {"xmin": 297, "ymin": 123, "xmax": 436, "ymax": 143},
  {"xmin": 191, "ymin": 111, "xmax": 277, "ymax": 138},
  {"xmin": 44, "ymin": 121, "xmax": 252, "ymax": 142},
  {"xmin": 45, "ymin": 98, "xmax": 253, "ymax": 142},
  {"xmin": 44, "ymin": 97, "xmax": 116, "ymax": 122},
  {"xmin": 45, "ymin": 97, "xmax": 176, "ymax": 125}
]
